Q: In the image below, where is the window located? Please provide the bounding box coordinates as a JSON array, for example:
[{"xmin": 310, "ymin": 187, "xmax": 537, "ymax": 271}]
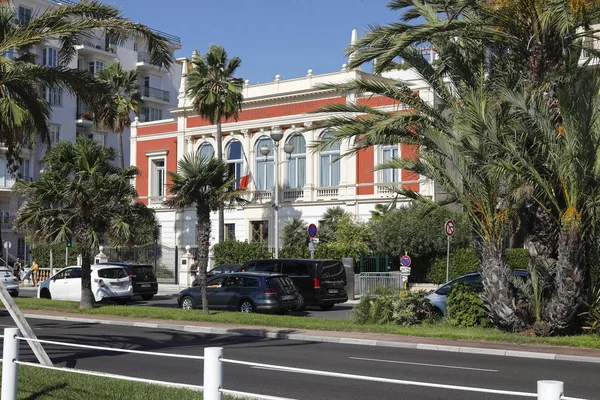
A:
[
  {"xmin": 42, "ymin": 48, "xmax": 58, "ymax": 67},
  {"xmin": 281, "ymin": 261, "xmax": 310, "ymax": 277},
  {"xmin": 17, "ymin": 238, "xmax": 29, "ymax": 259},
  {"xmin": 207, "ymin": 276, "xmax": 226, "ymax": 288},
  {"xmin": 225, "ymin": 223, "xmax": 235, "ymax": 240},
  {"xmin": 381, "ymin": 145, "xmax": 399, "ymax": 183},
  {"xmin": 97, "ymin": 268, "xmax": 127, "ymax": 279},
  {"xmin": 133, "ymin": 42, "xmax": 139, "ymax": 52},
  {"xmin": 226, "ymin": 140, "xmax": 245, "ymax": 188},
  {"xmin": 18, "ymin": 7, "xmax": 31, "ymax": 24},
  {"xmin": 88, "ymin": 60, "xmax": 104, "ymax": 75},
  {"xmin": 1, "ymin": 211, "xmax": 9, "ymax": 224},
  {"xmin": 197, "ymin": 142, "xmax": 214, "ymax": 159},
  {"xmin": 251, "ymin": 220, "xmax": 268, "ymax": 245},
  {"xmin": 141, "ymin": 107, "xmax": 163, "ymax": 122},
  {"xmin": 254, "ymin": 136, "xmax": 273, "ymax": 190},
  {"xmin": 20, "ymin": 159, "xmax": 30, "ymax": 180},
  {"xmin": 49, "ymin": 124, "xmax": 60, "ymax": 143},
  {"xmin": 46, "ymin": 87, "xmax": 63, "ymax": 106},
  {"xmin": 286, "ymin": 134, "xmax": 306, "ymax": 189},
  {"xmin": 2, "ymin": 48, "xmax": 17, "ymax": 59},
  {"xmin": 152, "ymin": 159, "xmax": 165, "ymax": 197},
  {"xmin": 0, "ymin": 158, "xmax": 10, "ymax": 188},
  {"xmin": 319, "ymin": 130, "xmax": 340, "ymax": 187}
]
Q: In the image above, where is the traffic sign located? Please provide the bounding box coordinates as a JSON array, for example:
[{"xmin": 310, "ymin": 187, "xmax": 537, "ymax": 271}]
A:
[
  {"xmin": 3, "ymin": 241, "xmax": 11, "ymax": 250},
  {"xmin": 308, "ymin": 223, "xmax": 318, "ymax": 238},
  {"xmin": 400, "ymin": 266, "xmax": 411, "ymax": 275},
  {"xmin": 400, "ymin": 255, "xmax": 411, "ymax": 267},
  {"xmin": 445, "ymin": 220, "xmax": 455, "ymax": 237}
]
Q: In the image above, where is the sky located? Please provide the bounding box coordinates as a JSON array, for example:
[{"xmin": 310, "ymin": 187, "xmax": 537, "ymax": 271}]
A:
[{"xmin": 104, "ymin": 0, "xmax": 397, "ymax": 84}]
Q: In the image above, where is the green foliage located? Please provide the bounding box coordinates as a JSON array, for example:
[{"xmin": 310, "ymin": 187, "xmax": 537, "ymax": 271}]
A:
[
  {"xmin": 579, "ymin": 285, "xmax": 600, "ymax": 334},
  {"xmin": 31, "ymin": 243, "xmax": 81, "ymax": 269},
  {"xmin": 280, "ymin": 218, "xmax": 309, "ymax": 259},
  {"xmin": 353, "ymin": 289, "xmax": 437, "ymax": 326},
  {"xmin": 447, "ymin": 282, "xmax": 490, "ymax": 328},
  {"xmin": 318, "ymin": 206, "xmax": 349, "ymax": 244},
  {"xmin": 212, "ymin": 240, "xmax": 272, "ymax": 265},
  {"xmin": 325, "ymin": 214, "xmax": 372, "ymax": 260},
  {"xmin": 507, "ymin": 248, "xmax": 529, "ymax": 269}
]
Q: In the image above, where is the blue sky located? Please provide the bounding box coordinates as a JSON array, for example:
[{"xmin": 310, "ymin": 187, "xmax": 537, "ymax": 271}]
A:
[{"xmin": 105, "ymin": 0, "xmax": 397, "ymax": 84}]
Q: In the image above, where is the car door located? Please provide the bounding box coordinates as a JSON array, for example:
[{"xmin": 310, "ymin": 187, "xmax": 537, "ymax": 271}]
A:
[
  {"xmin": 281, "ymin": 261, "xmax": 314, "ymax": 303},
  {"xmin": 216, "ymin": 276, "xmax": 244, "ymax": 310},
  {"xmin": 205, "ymin": 276, "xmax": 227, "ymax": 309},
  {"xmin": 66, "ymin": 268, "xmax": 83, "ymax": 301},
  {"xmin": 49, "ymin": 269, "xmax": 71, "ymax": 300}
]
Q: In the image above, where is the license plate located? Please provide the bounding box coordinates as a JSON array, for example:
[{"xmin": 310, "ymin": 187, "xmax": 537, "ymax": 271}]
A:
[
  {"xmin": 328, "ymin": 289, "xmax": 338, "ymax": 294},
  {"xmin": 141, "ymin": 284, "xmax": 151, "ymax": 288},
  {"xmin": 281, "ymin": 295, "xmax": 295, "ymax": 300}
]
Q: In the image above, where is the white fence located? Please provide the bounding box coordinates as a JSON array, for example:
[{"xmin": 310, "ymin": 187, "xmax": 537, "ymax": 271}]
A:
[
  {"xmin": 0, "ymin": 327, "xmax": 586, "ymax": 400},
  {"xmin": 359, "ymin": 272, "xmax": 404, "ymax": 294}
]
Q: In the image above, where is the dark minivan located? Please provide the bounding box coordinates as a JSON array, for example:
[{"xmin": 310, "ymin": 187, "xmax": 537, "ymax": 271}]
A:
[
  {"xmin": 242, "ymin": 259, "xmax": 348, "ymax": 310},
  {"xmin": 98, "ymin": 262, "xmax": 158, "ymax": 300}
]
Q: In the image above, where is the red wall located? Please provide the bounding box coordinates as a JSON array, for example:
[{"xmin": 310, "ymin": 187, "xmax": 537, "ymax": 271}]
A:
[
  {"xmin": 137, "ymin": 122, "xmax": 178, "ymax": 136},
  {"xmin": 357, "ymin": 95, "xmax": 400, "ymax": 108},
  {"xmin": 401, "ymin": 143, "xmax": 420, "ymax": 192},
  {"xmin": 356, "ymin": 147, "xmax": 374, "ymax": 195},
  {"xmin": 136, "ymin": 138, "xmax": 178, "ymax": 203}
]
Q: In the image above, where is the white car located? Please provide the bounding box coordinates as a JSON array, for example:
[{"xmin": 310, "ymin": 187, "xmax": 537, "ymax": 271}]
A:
[
  {"xmin": 0, "ymin": 267, "xmax": 19, "ymax": 297},
  {"xmin": 38, "ymin": 265, "xmax": 132, "ymax": 303}
]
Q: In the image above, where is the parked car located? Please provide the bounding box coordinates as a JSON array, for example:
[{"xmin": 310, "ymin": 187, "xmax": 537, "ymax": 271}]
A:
[
  {"xmin": 207, "ymin": 264, "xmax": 243, "ymax": 278},
  {"xmin": 38, "ymin": 265, "xmax": 133, "ymax": 303},
  {"xmin": 97, "ymin": 262, "xmax": 158, "ymax": 300},
  {"xmin": 0, "ymin": 267, "xmax": 19, "ymax": 297},
  {"xmin": 425, "ymin": 269, "xmax": 529, "ymax": 316},
  {"xmin": 241, "ymin": 259, "xmax": 348, "ymax": 310},
  {"xmin": 178, "ymin": 272, "xmax": 299, "ymax": 314}
]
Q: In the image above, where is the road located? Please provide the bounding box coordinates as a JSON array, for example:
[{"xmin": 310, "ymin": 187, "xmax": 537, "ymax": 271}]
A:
[
  {"xmin": 18, "ymin": 287, "xmax": 356, "ymax": 319},
  {"xmin": 0, "ymin": 315, "xmax": 595, "ymax": 400}
]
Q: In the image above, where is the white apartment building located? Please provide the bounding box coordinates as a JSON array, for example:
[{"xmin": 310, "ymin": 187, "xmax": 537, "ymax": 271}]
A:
[{"xmin": 1, "ymin": 0, "xmax": 182, "ymax": 262}]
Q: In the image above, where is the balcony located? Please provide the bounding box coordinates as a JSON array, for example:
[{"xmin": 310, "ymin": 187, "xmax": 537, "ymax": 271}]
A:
[
  {"xmin": 136, "ymin": 52, "xmax": 170, "ymax": 73},
  {"xmin": 149, "ymin": 28, "xmax": 181, "ymax": 46},
  {"xmin": 76, "ymin": 102, "xmax": 94, "ymax": 127},
  {"xmin": 74, "ymin": 38, "xmax": 117, "ymax": 61},
  {"xmin": 141, "ymin": 86, "xmax": 170, "ymax": 104},
  {"xmin": 0, "ymin": 174, "xmax": 15, "ymax": 190},
  {"xmin": 283, "ymin": 189, "xmax": 304, "ymax": 202}
]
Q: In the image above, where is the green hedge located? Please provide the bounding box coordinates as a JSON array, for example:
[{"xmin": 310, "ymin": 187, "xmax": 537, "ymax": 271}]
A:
[
  {"xmin": 212, "ymin": 240, "xmax": 272, "ymax": 265},
  {"xmin": 447, "ymin": 282, "xmax": 490, "ymax": 327},
  {"xmin": 31, "ymin": 243, "xmax": 81, "ymax": 269},
  {"xmin": 427, "ymin": 248, "xmax": 531, "ymax": 284}
]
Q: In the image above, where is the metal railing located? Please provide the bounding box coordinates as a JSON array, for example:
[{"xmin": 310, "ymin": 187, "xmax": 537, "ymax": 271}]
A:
[
  {"xmin": 0, "ymin": 329, "xmax": 585, "ymax": 400},
  {"xmin": 149, "ymin": 28, "xmax": 181, "ymax": 45},
  {"xmin": 359, "ymin": 272, "xmax": 404, "ymax": 294},
  {"xmin": 142, "ymin": 86, "xmax": 170, "ymax": 102}
]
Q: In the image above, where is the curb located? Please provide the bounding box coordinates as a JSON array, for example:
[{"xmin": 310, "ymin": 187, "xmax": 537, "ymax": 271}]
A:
[{"xmin": 23, "ymin": 313, "xmax": 600, "ymax": 365}]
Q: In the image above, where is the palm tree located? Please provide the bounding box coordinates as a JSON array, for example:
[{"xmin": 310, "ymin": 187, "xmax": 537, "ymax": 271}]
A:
[
  {"xmin": 96, "ymin": 62, "xmax": 142, "ymax": 169},
  {"xmin": 164, "ymin": 154, "xmax": 245, "ymax": 314},
  {"xmin": 13, "ymin": 138, "xmax": 158, "ymax": 309},
  {"xmin": 0, "ymin": 1, "xmax": 172, "ymax": 170},
  {"xmin": 318, "ymin": 206, "xmax": 349, "ymax": 244},
  {"xmin": 185, "ymin": 45, "xmax": 244, "ymax": 244},
  {"xmin": 281, "ymin": 218, "xmax": 309, "ymax": 258}
]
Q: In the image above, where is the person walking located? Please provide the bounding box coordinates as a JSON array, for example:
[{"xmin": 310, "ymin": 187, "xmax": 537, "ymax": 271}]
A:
[
  {"xmin": 191, "ymin": 257, "xmax": 199, "ymax": 286},
  {"xmin": 13, "ymin": 258, "xmax": 22, "ymax": 281},
  {"xmin": 31, "ymin": 259, "xmax": 39, "ymax": 287}
]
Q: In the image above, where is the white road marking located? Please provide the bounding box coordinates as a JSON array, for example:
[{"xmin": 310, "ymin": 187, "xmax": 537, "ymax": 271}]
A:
[{"xmin": 349, "ymin": 356, "xmax": 499, "ymax": 372}]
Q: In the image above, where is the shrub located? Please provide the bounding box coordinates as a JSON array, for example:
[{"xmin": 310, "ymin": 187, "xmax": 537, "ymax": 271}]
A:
[
  {"xmin": 353, "ymin": 288, "xmax": 437, "ymax": 326},
  {"xmin": 579, "ymin": 285, "xmax": 600, "ymax": 334},
  {"xmin": 212, "ymin": 240, "xmax": 272, "ymax": 265},
  {"xmin": 446, "ymin": 282, "xmax": 490, "ymax": 327},
  {"xmin": 31, "ymin": 243, "xmax": 82, "ymax": 269},
  {"xmin": 507, "ymin": 248, "xmax": 529, "ymax": 269}
]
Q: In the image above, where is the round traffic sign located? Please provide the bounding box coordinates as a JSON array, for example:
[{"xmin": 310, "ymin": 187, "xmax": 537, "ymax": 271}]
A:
[
  {"xmin": 445, "ymin": 220, "xmax": 455, "ymax": 237},
  {"xmin": 400, "ymin": 255, "xmax": 411, "ymax": 267},
  {"xmin": 308, "ymin": 223, "xmax": 318, "ymax": 238}
]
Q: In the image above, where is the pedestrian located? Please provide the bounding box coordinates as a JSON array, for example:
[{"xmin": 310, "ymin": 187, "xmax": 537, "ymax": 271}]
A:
[
  {"xmin": 13, "ymin": 258, "xmax": 22, "ymax": 281},
  {"xmin": 191, "ymin": 257, "xmax": 199, "ymax": 286},
  {"xmin": 31, "ymin": 259, "xmax": 39, "ymax": 287}
]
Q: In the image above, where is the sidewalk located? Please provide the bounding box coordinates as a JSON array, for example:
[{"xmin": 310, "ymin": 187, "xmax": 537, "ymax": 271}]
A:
[{"xmin": 21, "ymin": 309, "xmax": 600, "ymax": 364}]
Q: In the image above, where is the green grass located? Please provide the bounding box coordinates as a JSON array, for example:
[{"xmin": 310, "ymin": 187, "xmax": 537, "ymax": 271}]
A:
[
  {"xmin": 3, "ymin": 364, "xmax": 241, "ymax": 400},
  {"xmin": 11, "ymin": 298, "xmax": 600, "ymax": 350}
]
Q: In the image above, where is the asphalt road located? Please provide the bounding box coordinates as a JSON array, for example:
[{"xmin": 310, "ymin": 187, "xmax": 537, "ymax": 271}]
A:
[
  {"xmin": 0, "ymin": 316, "xmax": 595, "ymax": 400},
  {"xmin": 18, "ymin": 287, "xmax": 356, "ymax": 319}
]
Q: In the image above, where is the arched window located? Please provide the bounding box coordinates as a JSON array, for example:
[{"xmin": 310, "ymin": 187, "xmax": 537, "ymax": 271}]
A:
[
  {"xmin": 286, "ymin": 134, "xmax": 306, "ymax": 189},
  {"xmin": 254, "ymin": 136, "xmax": 274, "ymax": 190},
  {"xmin": 226, "ymin": 140, "xmax": 245, "ymax": 188},
  {"xmin": 197, "ymin": 142, "xmax": 214, "ymax": 159},
  {"xmin": 381, "ymin": 144, "xmax": 400, "ymax": 183},
  {"xmin": 319, "ymin": 130, "xmax": 340, "ymax": 187}
]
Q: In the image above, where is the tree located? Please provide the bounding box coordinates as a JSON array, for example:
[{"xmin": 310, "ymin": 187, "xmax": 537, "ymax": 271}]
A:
[
  {"xmin": 0, "ymin": 1, "xmax": 172, "ymax": 171},
  {"xmin": 13, "ymin": 138, "xmax": 158, "ymax": 309},
  {"xmin": 280, "ymin": 218, "xmax": 309, "ymax": 259},
  {"xmin": 325, "ymin": 214, "xmax": 373, "ymax": 261},
  {"xmin": 164, "ymin": 154, "xmax": 244, "ymax": 314},
  {"xmin": 96, "ymin": 62, "xmax": 142, "ymax": 169},
  {"xmin": 318, "ymin": 206, "xmax": 349, "ymax": 244},
  {"xmin": 185, "ymin": 45, "xmax": 244, "ymax": 244}
]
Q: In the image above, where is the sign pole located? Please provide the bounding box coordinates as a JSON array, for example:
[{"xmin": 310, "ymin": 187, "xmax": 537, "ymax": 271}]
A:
[
  {"xmin": 444, "ymin": 220, "xmax": 455, "ymax": 283},
  {"xmin": 307, "ymin": 224, "xmax": 318, "ymax": 259},
  {"xmin": 65, "ymin": 246, "xmax": 68, "ymax": 267},
  {"xmin": 446, "ymin": 235, "xmax": 450, "ymax": 283},
  {"xmin": 310, "ymin": 239, "xmax": 315, "ymax": 260}
]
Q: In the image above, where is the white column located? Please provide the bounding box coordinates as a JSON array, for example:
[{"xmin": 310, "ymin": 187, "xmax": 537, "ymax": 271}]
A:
[
  {"xmin": 203, "ymin": 347, "xmax": 223, "ymax": 400},
  {"xmin": 537, "ymin": 381, "xmax": 563, "ymax": 400},
  {"xmin": 304, "ymin": 123, "xmax": 315, "ymax": 201},
  {"xmin": 2, "ymin": 327, "xmax": 19, "ymax": 400}
]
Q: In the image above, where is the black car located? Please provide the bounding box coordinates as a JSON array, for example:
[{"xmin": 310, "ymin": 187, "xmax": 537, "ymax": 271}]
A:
[
  {"xmin": 178, "ymin": 272, "xmax": 299, "ymax": 314},
  {"xmin": 97, "ymin": 262, "xmax": 158, "ymax": 300},
  {"xmin": 207, "ymin": 264, "xmax": 243, "ymax": 278},
  {"xmin": 242, "ymin": 259, "xmax": 348, "ymax": 310}
]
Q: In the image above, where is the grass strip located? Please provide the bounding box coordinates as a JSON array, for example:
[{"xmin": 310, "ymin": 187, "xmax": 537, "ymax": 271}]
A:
[{"xmin": 10, "ymin": 298, "xmax": 600, "ymax": 350}]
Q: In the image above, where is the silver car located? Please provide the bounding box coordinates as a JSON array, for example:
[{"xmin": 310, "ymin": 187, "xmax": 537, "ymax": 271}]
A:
[{"xmin": 0, "ymin": 267, "xmax": 20, "ymax": 297}]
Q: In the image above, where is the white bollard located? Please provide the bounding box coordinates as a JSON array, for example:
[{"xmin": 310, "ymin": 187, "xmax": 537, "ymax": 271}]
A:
[
  {"xmin": 203, "ymin": 347, "xmax": 223, "ymax": 400},
  {"xmin": 537, "ymin": 380, "xmax": 564, "ymax": 400},
  {"xmin": 2, "ymin": 327, "xmax": 20, "ymax": 400}
]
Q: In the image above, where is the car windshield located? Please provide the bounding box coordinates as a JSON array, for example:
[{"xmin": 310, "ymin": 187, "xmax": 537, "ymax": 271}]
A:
[{"xmin": 132, "ymin": 266, "xmax": 154, "ymax": 277}]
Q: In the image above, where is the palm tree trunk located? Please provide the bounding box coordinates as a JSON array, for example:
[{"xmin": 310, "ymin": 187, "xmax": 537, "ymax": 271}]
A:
[
  {"xmin": 521, "ymin": 203, "xmax": 559, "ymax": 265},
  {"xmin": 477, "ymin": 237, "xmax": 527, "ymax": 332},
  {"xmin": 118, "ymin": 131, "xmax": 124, "ymax": 169},
  {"xmin": 541, "ymin": 220, "xmax": 588, "ymax": 335},
  {"xmin": 196, "ymin": 205, "xmax": 211, "ymax": 314},
  {"xmin": 216, "ymin": 120, "xmax": 225, "ymax": 243},
  {"xmin": 79, "ymin": 248, "xmax": 95, "ymax": 310}
]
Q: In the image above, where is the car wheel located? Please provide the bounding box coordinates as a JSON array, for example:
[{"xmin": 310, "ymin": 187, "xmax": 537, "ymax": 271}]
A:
[
  {"xmin": 181, "ymin": 296, "xmax": 194, "ymax": 310},
  {"xmin": 40, "ymin": 288, "xmax": 51, "ymax": 299},
  {"xmin": 432, "ymin": 307, "xmax": 444, "ymax": 318},
  {"xmin": 141, "ymin": 294, "xmax": 154, "ymax": 301},
  {"xmin": 319, "ymin": 304, "xmax": 334, "ymax": 310},
  {"xmin": 294, "ymin": 294, "xmax": 306, "ymax": 311},
  {"xmin": 239, "ymin": 299, "xmax": 254, "ymax": 313},
  {"xmin": 9, "ymin": 291, "xmax": 18, "ymax": 298}
]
